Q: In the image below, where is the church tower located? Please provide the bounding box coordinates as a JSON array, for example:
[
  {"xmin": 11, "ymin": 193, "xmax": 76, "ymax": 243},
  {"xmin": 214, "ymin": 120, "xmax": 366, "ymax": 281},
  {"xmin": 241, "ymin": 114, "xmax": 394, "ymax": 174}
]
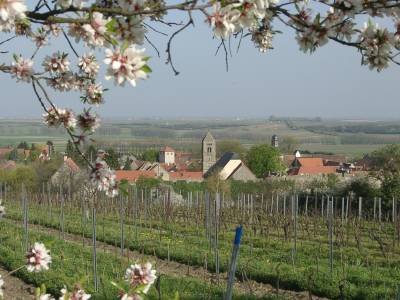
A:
[
  {"xmin": 202, "ymin": 131, "xmax": 216, "ymax": 175},
  {"xmin": 271, "ymin": 134, "xmax": 279, "ymax": 148}
]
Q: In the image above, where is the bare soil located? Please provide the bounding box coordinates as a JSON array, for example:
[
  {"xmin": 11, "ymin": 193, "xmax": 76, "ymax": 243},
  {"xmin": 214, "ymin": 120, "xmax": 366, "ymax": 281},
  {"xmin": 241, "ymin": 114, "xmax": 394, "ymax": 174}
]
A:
[{"xmin": 0, "ymin": 267, "xmax": 34, "ymax": 300}]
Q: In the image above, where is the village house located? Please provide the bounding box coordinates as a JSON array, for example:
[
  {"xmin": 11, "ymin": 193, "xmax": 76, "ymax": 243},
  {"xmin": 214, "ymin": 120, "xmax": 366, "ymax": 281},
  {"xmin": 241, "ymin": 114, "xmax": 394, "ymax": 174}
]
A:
[
  {"xmin": 115, "ymin": 170, "xmax": 157, "ymax": 183},
  {"xmin": 287, "ymin": 157, "xmax": 338, "ymax": 176}
]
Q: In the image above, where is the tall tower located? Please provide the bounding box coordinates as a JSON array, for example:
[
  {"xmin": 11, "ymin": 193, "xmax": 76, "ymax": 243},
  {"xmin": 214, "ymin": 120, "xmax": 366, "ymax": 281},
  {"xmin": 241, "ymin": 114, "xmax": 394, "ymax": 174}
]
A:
[
  {"xmin": 202, "ymin": 131, "xmax": 216, "ymax": 175},
  {"xmin": 271, "ymin": 134, "xmax": 279, "ymax": 148}
]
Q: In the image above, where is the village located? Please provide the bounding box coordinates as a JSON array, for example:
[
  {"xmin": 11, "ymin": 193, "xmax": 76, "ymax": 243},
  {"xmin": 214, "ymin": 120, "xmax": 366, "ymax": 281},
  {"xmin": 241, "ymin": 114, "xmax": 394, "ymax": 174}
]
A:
[{"xmin": 0, "ymin": 131, "xmax": 375, "ymax": 188}]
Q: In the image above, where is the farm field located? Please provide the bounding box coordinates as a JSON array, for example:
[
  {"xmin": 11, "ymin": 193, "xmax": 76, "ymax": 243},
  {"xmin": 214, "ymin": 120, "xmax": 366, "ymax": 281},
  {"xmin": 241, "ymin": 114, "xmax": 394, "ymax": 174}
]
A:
[
  {"xmin": 1, "ymin": 118, "xmax": 400, "ymax": 157},
  {"xmin": 1, "ymin": 186, "xmax": 400, "ymax": 299}
]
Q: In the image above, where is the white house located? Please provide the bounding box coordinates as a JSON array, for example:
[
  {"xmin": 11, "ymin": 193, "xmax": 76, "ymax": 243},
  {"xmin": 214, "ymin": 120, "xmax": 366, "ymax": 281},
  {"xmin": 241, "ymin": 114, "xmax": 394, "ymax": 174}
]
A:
[{"xmin": 159, "ymin": 146, "xmax": 175, "ymax": 165}]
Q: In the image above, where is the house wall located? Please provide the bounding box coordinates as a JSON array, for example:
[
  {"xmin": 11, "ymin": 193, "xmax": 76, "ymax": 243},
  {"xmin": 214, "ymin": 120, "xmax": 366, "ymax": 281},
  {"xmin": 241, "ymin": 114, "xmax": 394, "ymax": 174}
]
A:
[
  {"xmin": 159, "ymin": 151, "xmax": 175, "ymax": 164},
  {"xmin": 231, "ymin": 165, "xmax": 257, "ymax": 182}
]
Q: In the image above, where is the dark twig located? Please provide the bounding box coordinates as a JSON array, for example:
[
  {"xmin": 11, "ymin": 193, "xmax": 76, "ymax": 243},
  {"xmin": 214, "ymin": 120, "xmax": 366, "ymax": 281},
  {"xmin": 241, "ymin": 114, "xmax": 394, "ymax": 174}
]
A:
[
  {"xmin": 145, "ymin": 35, "xmax": 160, "ymax": 57},
  {"xmin": 62, "ymin": 28, "xmax": 79, "ymax": 58},
  {"xmin": 165, "ymin": 12, "xmax": 194, "ymax": 75}
]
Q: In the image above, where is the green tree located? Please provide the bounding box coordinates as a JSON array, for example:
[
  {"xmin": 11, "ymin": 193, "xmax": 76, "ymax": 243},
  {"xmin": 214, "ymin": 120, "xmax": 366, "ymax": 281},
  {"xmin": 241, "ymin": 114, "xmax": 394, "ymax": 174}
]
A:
[
  {"xmin": 17, "ymin": 141, "xmax": 28, "ymax": 149},
  {"xmin": 246, "ymin": 144, "xmax": 284, "ymax": 178},
  {"xmin": 217, "ymin": 140, "xmax": 246, "ymax": 158},
  {"xmin": 140, "ymin": 149, "xmax": 158, "ymax": 162},
  {"xmin": 279, "ymin": 136, "xmax": 299, "ymax": 154},
  {"xmin": 123, "ymin": 157, "xmax": 132, "ymax": 170},
  {"xmin": 381, "ymin": 172, "xmax": 400, "ymax": 200},
  {"xmin": 105, "ymin": 148, "xmax": 120, "ymax": 170},
  {"xmin": 370, "ymin": 144, "xmax": 400, "ymax": 172}
]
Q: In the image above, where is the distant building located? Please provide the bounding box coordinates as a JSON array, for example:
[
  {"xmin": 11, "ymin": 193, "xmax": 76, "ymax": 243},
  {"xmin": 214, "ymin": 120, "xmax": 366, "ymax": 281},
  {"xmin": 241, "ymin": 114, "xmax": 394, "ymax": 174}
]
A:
[
  {"xmin": 205, "ymin": 152, "xmax": 257, "ymax": 182},
  {"xmin": 169, "ymin": 171, "xmax": 203, "ymax": 182},
  {"xmin": 202, "ymin": 131, "xmax": 216, "ymax": 175},
  {"xmin": 288, "ymin": 157, "xmax": 337, "ymax": 176},
  {"xmin": 51, "ymin": 156, "xmax": 82, "ymax": 187},
  {"xmin": 271, "ymin": 134, "xmax": 279, "ymax": 148},
  {"xmin": 159, "ymin": 146, "xmax": 175, "ymax": 165},
  {"xmin": 116, "ymin": 170, "xmax": 157, "ymax": 183}
]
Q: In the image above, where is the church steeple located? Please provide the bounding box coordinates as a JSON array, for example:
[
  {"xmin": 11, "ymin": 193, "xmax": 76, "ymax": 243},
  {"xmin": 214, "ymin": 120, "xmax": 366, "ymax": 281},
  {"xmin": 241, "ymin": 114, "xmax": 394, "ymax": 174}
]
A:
[{"xmin": 202, "ymin": 131, "xmax": 216, "ymax": 175}]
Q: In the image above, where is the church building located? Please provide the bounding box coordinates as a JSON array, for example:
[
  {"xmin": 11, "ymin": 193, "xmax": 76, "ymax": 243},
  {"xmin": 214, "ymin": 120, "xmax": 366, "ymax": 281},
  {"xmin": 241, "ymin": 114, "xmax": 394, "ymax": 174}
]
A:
[{"xmin": 201, "ymin": 131, "xmax": 257, "ymax": 182}]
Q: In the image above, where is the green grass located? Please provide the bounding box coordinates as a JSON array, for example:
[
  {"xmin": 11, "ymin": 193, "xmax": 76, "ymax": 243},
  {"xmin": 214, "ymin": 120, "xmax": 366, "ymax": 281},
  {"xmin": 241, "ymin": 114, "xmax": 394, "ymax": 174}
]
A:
[
  {"xmin": 0, "ymin": 219, "xmax": 283, "ymax": 300},
  {"xmin": 3, "ymin": 196, "xmax": 400, "ymax": 299}
]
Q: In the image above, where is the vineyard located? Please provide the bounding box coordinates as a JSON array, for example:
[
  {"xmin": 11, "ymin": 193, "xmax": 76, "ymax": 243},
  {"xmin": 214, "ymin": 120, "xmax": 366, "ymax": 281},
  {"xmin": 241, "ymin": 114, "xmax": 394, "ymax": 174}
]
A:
[{"xmin": 1, "ymin": 184, "xmax": 400, "ymax": 299}]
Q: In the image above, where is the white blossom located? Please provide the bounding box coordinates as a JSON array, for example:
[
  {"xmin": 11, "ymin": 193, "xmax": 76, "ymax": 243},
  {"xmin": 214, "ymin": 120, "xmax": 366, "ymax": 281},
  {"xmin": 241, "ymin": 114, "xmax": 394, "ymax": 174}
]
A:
[
  {"xmin": 42, "ymin": 52, "xmax": 70, "ymax": 74},
  {"xmin": 0, "ymin": 0, "xmax": 26, "ymax": 22},
  {"xmin": 77, "ymin": 110, "xmax": 101, "ymax": 133},
  {"xmin": 78, "ymin": 53, "xmax": 99, "ymax": 77},
  {"xmin": 43, "ymin": 23, "xmax": 62, "ymax": 36},
  {"xmin": 56, "ymin": 0, "xmax": 85, "ymax": 9},
  {"xmin": 115, "ymin": 16, "xmax": 146, "ymax": 45},
  {"xmin": 43, "ymin": 107, "xmax": 77, "ymax": 130},
  {"xmin": 10, "ymin": 55, "xmax": 33, "ymax": 82},
  {"xmin": 81, "ymin": 12, "xmax": 108, "ymax": 47},
  {"xmin": 104, "ymin": 45, "xmax": 148, "ymax": 86},
  {"xmin": 117, "ymin": 0, "xmax": 145, "ymax": 12},
  {"xmin": 32, "ymin": 29, "xmax": 48, "ymax": 48},
  {"xmin": 59, "ymin": 287, "xmax": 91, "ymax": 300},
  {"xmin": 360, "ymin": 21, "xmax": 393, "ymax": 71},
  {"xmin": 84, "ymin": 83, "xmax": 104, "ymax": 105},
  {"xmin": 207, "ymin": 3, "xmax": 239, "ymax": 39},
  {"xmin": 26, "ymin": 242, "xmax": 52, "ymax": 272},
  {"xmin": 125, "ymin": 262, "xmax": 157, "ymax": 294},
  {"xmin": 251, "ymin": 26, "xmax": 274, "ymax": 52},
  {"xmin": 90, "ymin": 158, "xmax": 118, "ymax": 197}
]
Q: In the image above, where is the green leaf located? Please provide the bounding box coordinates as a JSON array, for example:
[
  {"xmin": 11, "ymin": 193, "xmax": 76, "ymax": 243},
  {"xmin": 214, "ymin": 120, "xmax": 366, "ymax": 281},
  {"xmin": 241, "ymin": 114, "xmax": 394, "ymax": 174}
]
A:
[
  {"xmin": 121, "ymin": 40, "xmax": 130, "ymax": 52},
  {"xmin": 105, "ymin": 18, "xmax": 117, "ymax": 33},
  {"xmin": 141, "ymin": 65, "xmax": 152, "ymax": 74},
  {"xmin": 143, "ymin": 56, "xmax": 151, "ymax": 62}
]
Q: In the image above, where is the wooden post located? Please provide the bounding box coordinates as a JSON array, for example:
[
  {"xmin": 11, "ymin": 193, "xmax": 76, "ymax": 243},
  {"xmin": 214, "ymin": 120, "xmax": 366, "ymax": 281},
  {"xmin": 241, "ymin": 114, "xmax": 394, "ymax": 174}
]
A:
[
  {"xmin": 358, "ymin": 197, "xmax": 362, "ymax": 222},
  {"xmin": 22, "ymin": 184, "xmax": 28, "ymax": 252},
  {"xmin": 328, "ymin": 199, "xmax": 334, "ymax": 274},
  {"xmin": 92, "ymin": 207, "xmax": 98, "ymax": 292},
  {"xmin": 379, "ymin": 197, "xmax": 382, "ymax": 224}
]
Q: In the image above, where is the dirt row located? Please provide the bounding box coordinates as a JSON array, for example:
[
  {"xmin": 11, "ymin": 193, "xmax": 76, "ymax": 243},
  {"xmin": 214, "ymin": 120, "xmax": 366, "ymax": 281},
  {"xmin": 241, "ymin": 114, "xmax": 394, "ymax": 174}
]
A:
[
  {"xmin": 4, "ymin": 218, "xmax": 328, "ymax": 300},
  {"xmin": 0, "ymin": 267, "xmax": 35, "ymax": 300}
]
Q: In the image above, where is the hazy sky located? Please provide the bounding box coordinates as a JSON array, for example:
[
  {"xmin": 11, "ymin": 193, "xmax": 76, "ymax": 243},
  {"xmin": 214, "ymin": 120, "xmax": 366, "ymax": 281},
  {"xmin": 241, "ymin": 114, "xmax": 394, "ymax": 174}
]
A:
[{"xmin": 1, "ymin": 12, "xmax": 400, "ymax": 119}]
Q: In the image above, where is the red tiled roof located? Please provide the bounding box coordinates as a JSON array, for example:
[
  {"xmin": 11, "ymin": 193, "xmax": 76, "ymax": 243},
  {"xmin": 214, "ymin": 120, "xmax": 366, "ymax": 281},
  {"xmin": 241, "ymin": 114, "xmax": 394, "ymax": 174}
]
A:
[
  {"xmin": 169, "ymin": 171, "xmax": 203, "ymax": 182},
  {"xmin": 289, "ymin": 165, "xmax": 337, "ymax": 176},
  {"xmin": 160, "ymin": 146, "xmax": 175, "ymax": 152},
  {"xmin": 116, "ymin": 170, "xmax": 157, "ymax": 183},
  {"xmin": 288, "ymin": 157, "xmax": 337, "ymax": 175},
  {"xmin": 296, "ymin": 157, "xmax": 325, "ymax": 167}
]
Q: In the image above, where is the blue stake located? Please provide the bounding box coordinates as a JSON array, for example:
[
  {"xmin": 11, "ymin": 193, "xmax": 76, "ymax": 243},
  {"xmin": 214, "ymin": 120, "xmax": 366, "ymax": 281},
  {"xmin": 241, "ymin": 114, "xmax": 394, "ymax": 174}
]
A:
[{"xmin": 225, "ymin": 225, "xmax": 243, "ymax": 300}]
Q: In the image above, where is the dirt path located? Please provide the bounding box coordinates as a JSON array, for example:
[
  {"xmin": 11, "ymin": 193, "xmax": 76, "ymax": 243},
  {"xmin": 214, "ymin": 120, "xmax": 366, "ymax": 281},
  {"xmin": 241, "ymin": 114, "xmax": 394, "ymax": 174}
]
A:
[
  {"xmin": 4, "ymin": 218, "xmax": 328, "ymax": 300},
  {"xmin": 0, "ymin": 267, "xmax": 35, "ymax": 300}
]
